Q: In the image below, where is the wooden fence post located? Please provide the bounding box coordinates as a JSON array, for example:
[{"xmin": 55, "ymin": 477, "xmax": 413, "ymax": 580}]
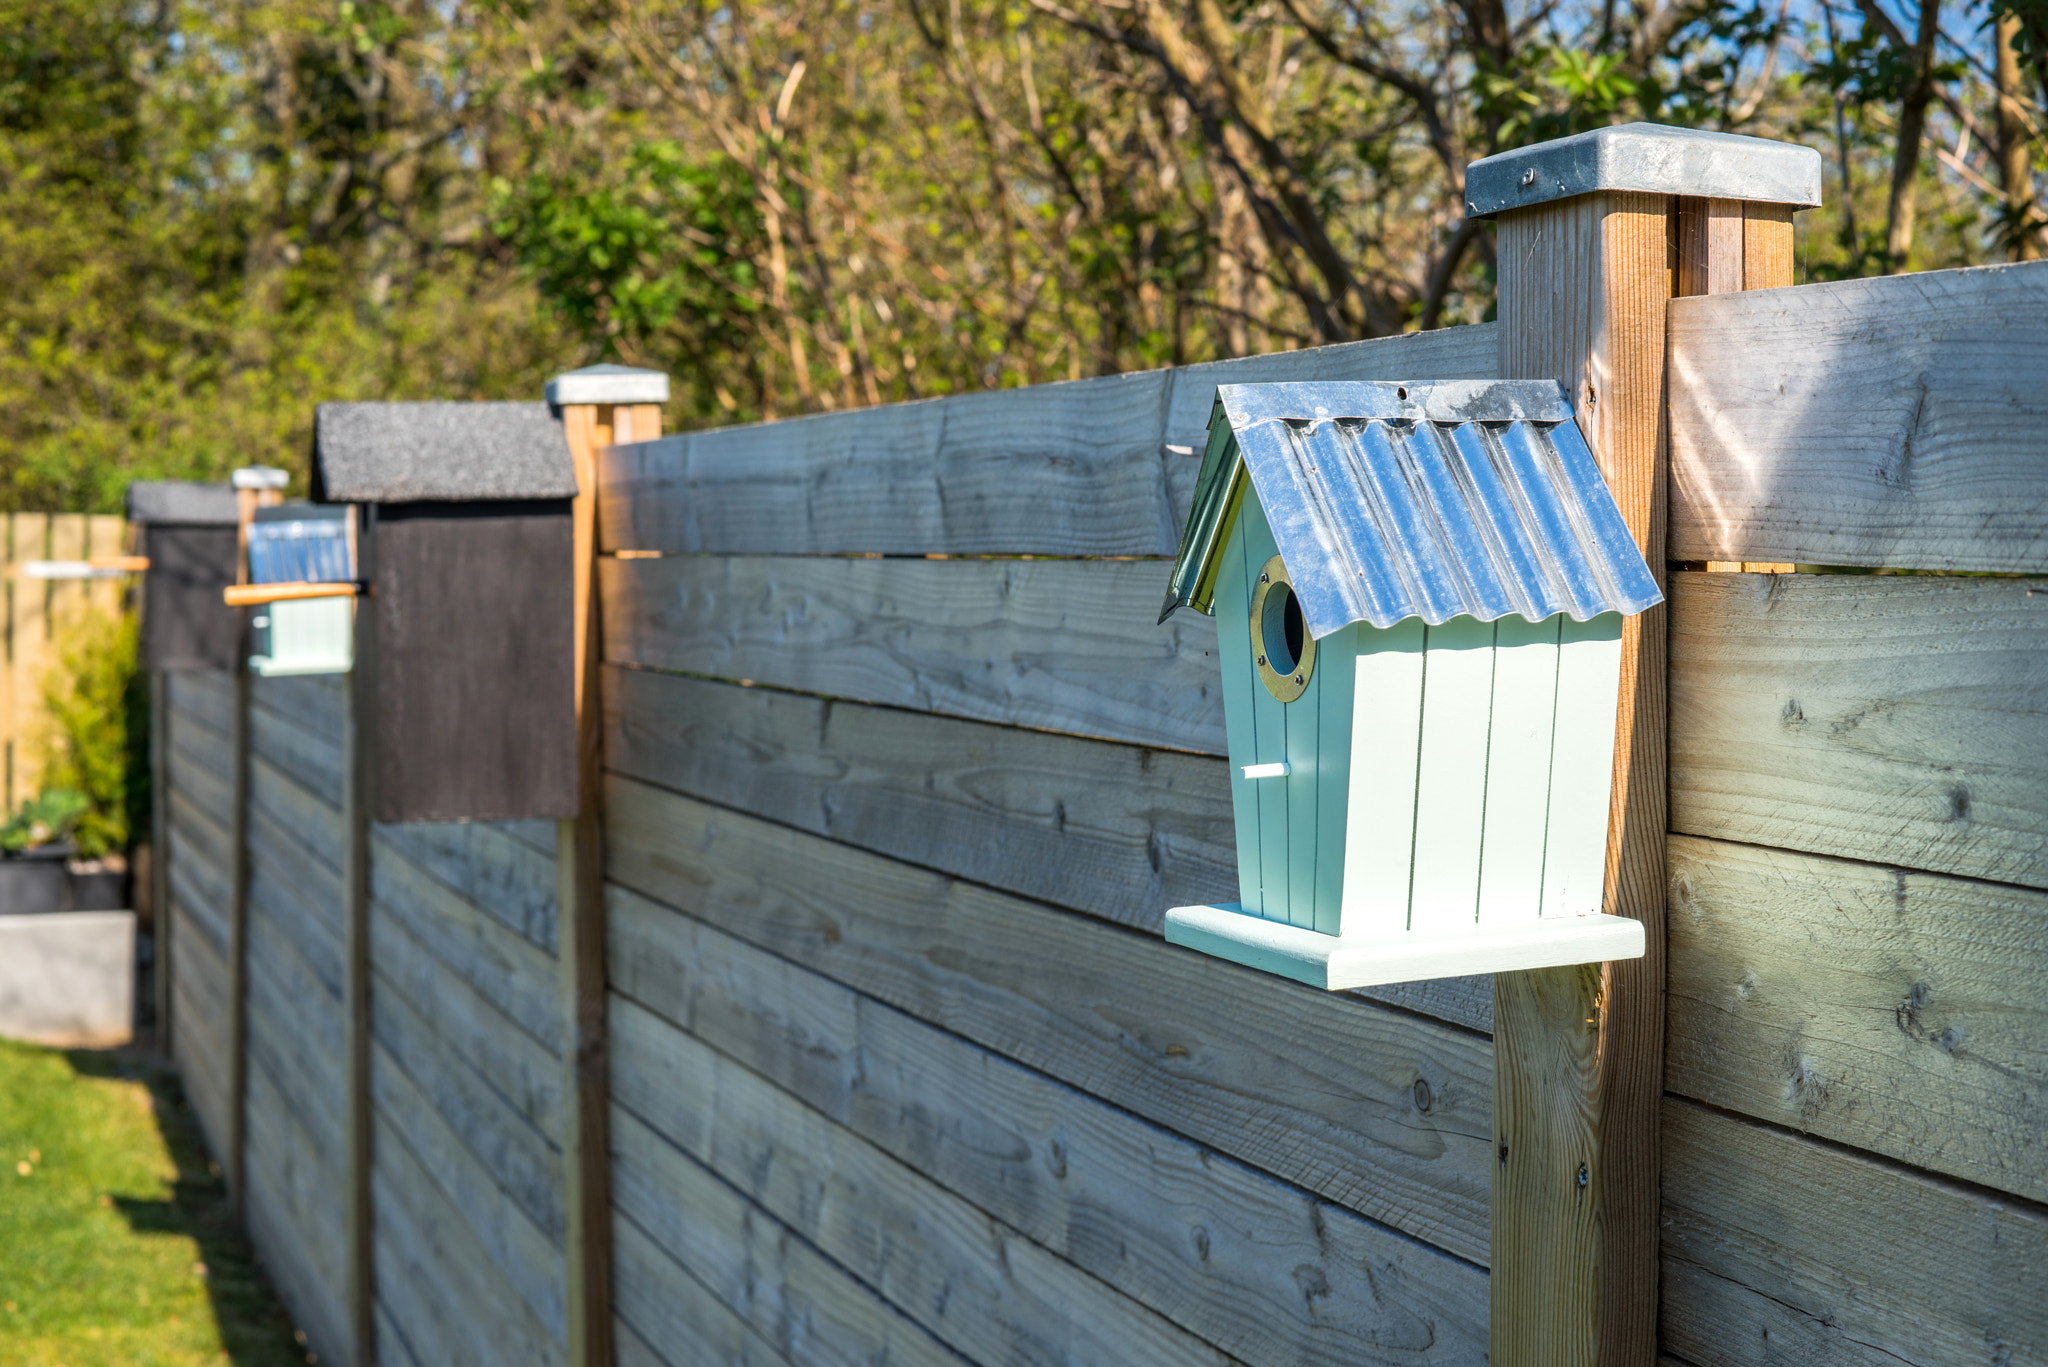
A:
[
  {"xmin": 343, "ymin": 500, "xmax": 377, "ymax": 1367},
  {"xmin": 225, "ymin": 469, "xmax": 284, "ymax": 1221},
  {"xmin": 1468, "ymin": 125, "xmax": 1820, "ymax": 1365},
  {"xmin": 546, "ymin": 364, "xmax": 669, "ymax": 1367},
  {"xmin": 149, "ymin": 668, "xmax": 170, "ymax": 1056}
]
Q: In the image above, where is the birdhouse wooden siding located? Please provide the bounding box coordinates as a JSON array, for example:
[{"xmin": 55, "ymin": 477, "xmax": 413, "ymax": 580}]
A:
[
  {"xmin": 313, "ymin": 402, "xmax": 579, "ymax": 824},
  {"xmin": 1159, "ymin": 381, "xmax": 1660, "ymax": 989},
  {"xmin": 128, "ymin": 481, "xmax": 240, "ymax": 674}
]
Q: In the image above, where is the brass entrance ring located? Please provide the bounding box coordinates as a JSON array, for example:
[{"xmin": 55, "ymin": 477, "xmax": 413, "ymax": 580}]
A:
[{"xmin": 1250, "ymin": 555, "xmax": 1315, "ymax": 703}]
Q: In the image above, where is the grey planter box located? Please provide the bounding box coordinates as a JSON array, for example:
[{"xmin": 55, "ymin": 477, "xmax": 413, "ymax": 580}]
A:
[{"xmin": 0, "ymin": 911, "xmax": 136, "ymax": 1047}]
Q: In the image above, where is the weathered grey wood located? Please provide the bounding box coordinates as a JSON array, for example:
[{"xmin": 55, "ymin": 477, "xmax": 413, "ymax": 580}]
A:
[
  {"xmin": 250, "ymin": 754, "xmax": 345, "ymax": 877},
  {"xmin": 372, "ymin": 1114, "xmax": 566, "ymax": 1367},
  {"xmin": 371, "ymin": 957, "xmax": 564, "ymax": 1242},
  {"xmin": 372, "ymin": 1038, "xmax": 566, "ymax": 1334},
  {"xmin": 245, "ymin": 919, "xmax": 345, "ymax": 1138},
  {"xmin": 170, "ymin": 707, "xmax": 233, "ymax": 784},
  {"xmin": 250, "ymin": 672, "xmax": 346, "ymax": 746},
  {"xmin": 609, "ymin": 1104, "xmax": 970, "ymax": 1367},
  {"xmin": 249, "ymin": 690, "xmax": 344, "ymax": 800},
  {"xmin": 1158, "ymin": 323, "xmax": 1499, "ymax": 456},
  {"xmin": 376, "ymin": 1303, "xmax": 428, "ymax": 1367},
  {"xmin": 615, "ymin": 1035, "xmax": 1244, "ymax": 1367},
  {"xmin": 613, "ymin": 1218, "xmax": 799, "ymax": 1367},
  {"xmin": 373, "ymin": 821, "xmax": 558, "ymax": 954},
  {"xmin": 245, "ymin": 807, "xmax": 344, "ymax": 985},
  {"xmin": 243, "ymin": 1063, "xmax": 350, "ymax": 1364},
  {"xmin": 604, "ymin": 776, "xmax": 1494, "ymax": 1265},
  {"xmin": 370, "ymin": 904, "xmax": 567, "ymax": 1157},
  {"xmin": 1666, "ymin": 834, "xmax": 2048, "ymax": 1203},
  {"xmin": 601, "ymin": 556, "xmax": 1228, "ymax": 755},
  {"xmin": 167, "ymin": 842, "xmax": 230, "ymax": 956},
  {"xmin": 370, "ymin": 831, "xmax": 564, "ymax": 1053},
  {"xmin": 598, "ymin": 324, "xmax": 1497, "ymax": 557},
  {"xmin": 605, "ymin": 667, "xmax": 1492, "ymax": 1030},
  {"xmin": 1660, "ymin": 1098, "xmax": 2048, "ymax": 1366},
  {"xmin": 168, "ymin": 669, "xmax": 235, "ymax": 737},
  {"xmin": 610, "ymin": 979, "xmax": 1488, "ymax": 1366},
  {"xmin": 1669, "ymin": 572, "xmax": 2048, "ymax": 890},
  {"xmin": 1669, "ymin": 261, "xmax": 2048, "ymax": 571}
]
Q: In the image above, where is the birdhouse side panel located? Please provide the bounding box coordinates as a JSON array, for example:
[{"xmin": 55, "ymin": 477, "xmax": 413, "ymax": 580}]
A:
[
  {"xmin": 1407, "ymin": 616, "xmax": 1499, "ymax": 934},
  {"xmin": 1539, "ymin": 612, "xmax": 1625, "ymax": 918},
  {"xmin": 1309, "ymin": 627, "xmax": 1355, "ymax": 936},
  {"xmin": 141, "ymin": 525, "xmax": 241, "ymax": 674},
  {"xmin": 1475, "ymin": 614, "xmax": 1565, "ymax": 925},
  {"xmin": 1237, "ymin": 494, "xmax": 1294, "ymax": 923},
  {"xmin": 372, "ymin": 502, "xmax": 578, "ymax": 822},
  {"xmin": 1338, "ymin": 617, "xmax": 1425, "ymax": 941},
  {"xmin": 1210, "ymin": 506, "xmax": 1263, "ymax": 912}
]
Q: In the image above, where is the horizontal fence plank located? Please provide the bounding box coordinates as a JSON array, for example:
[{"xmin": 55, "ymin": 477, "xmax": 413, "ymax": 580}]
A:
[
  {"xmin": 249, "ymin": 673, "xmax": 346, "ymax": 746},
  {"xmin": 1669, "ymin": 260, "xmax": 2048, "ymax": 571},
  {"xmin": 372, "ymin": 822, "xmax": 558, "ymax": 955},
  {"xmin": 1660, "ymin": 1098, "xmax": 2048, "ymax": 1367},
  {"xmin": 369, "ymin": 831, "xmax": 563, "ymax": 1054},
  {"xmin": 613, "ymin": 1222, "xmax": 796, "ymax": 1367},
  {"xmin": 1669, "ymin": 572, "xmax": 2048, "ymax": 888},
  {"xmin": 372, "ymin": 1039, "xmax": 565, "ymax": 1334},
  {"xmin": 166, "ymin": 833, "xmax": 231, "ymax": 956},
  {"xmin": 370, "ymin": 904, "xmax": 567, "ymax": 1169},
  {"xmin": 611, "ymin": 1106, "xmax": 971, "ymax": 1367},
  {"xmin": 167, "ymin": 670, "xmax": 235, "ymax": 738},
  {"xmin": 607, "ymin": 925, "xmax": 1487, "ymax": 1367},
  {"xmin": 250, "ymin": 754, "xmax": 344, "ymax": 878},
  {"xmin": 612, "ymin": 1004, "xmax": 1242, "ymax": 1367},
  {"xmin": 170, "ymin": 708, "xmax": 233, "ymax": 786},
  {"xmin": 246, "ymin": 808, "xmax": 344, "ymax": 983},
  {"xmin": 249, "ymin": 690, "xmax": 344, "ymax": 800},
  {"xmin": 245, "ymin": 922, "xmax": 344, "ymax": 1138},
  {"xmin": 372, "ymin": 1113, "xmax": 566, "ymax": 1367},
  {"xmin": 371, "ymin": 953, "xmax": 564, "ymax": 1242},
  {"xmin": 599, "ymin": 323, "xmax": 1497, "ymax": 558},
  {"xmin": 602, "ymin": 667, "xmax": 1490, "ymax": 1032},
  {"xmin": 243, "ymin": 1065, "xmax": 350, "ymax": 1362},
  {"xmin": 1667, "ymin": 834, "xmax": 2048, "ymax": 1204},
  {"xmin": 604, "ymin": 776, "xmax": 1494, "ymax": 1265},
  {"xmin": 602, "ymin": 556, "xmax": 1227, "ymax": 754}
]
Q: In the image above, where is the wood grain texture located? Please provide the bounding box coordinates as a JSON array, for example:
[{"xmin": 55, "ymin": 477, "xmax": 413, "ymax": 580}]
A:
[
  {"xmin": 1660, "ymin": 1098, "xmax": 2048, "ymax": 1367},
  {"xmin": 249, "ymin": 686, "xmax": 344, "ymax": 800},
  {"xmin": 1668, "ymin": 572, "xmax": 2048, "ymax": 889},
  {"xmin": 1665, "ymin": 833, "xmax": 2048, "ymax": 1202},
  {"xmin": 609, "ymin": 1107, "xmax": 967, "ymax": 1367},
  {"xmin": 1494, "ymin": 190, "xmax": 1671, "ymax": 1367},
  {"xmin": 243, "ymin": 1061, "xmax": 350, "ymax": 1365},
  {"xmin": 597, "ymin": 323, "xmax": 1496, "ymax": 557},
  {"xmin": 603, "ymin": 775, "xmax": 1496, "ymax": 1264},
  {"xmin": 1741, "ymin": 204, "xmax": 1795, "ymax": 290},
  {"xmin": 612, "ymin": 1009, "xmax": 1247, "ymax": 1367},
  {"xmin": 373, "ymin": 821, "xmax": 557, "ymax": 954},
  {"xmin": 602, "ymin": 666, "xmax": 1492, "ymax": 1030},
  {"xmin": 371, "ymin": 1111, "xmax": 567, "ymax": 1367},
  {"xmin": 612, "ymin": 1221, "xmax": 797, "ymax": 1367},
  {"xmin": 600, "ymin": 555, "xmax": 1227, "ymax": 754},
  {"xmin": 1669, "ymin": 259, "xmax": 2048, "ymax": 571},
  {"xmin": 606, "ymin": 914, "xmax": 1490, "ymax": 1367}
]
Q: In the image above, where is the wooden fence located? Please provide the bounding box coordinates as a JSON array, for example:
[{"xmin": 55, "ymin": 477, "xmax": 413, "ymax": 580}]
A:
[
  {"xmin": 0, "ymin": 513, "xmax": 130, "ymax": 811},
  {"xmin": 157, "ymin": 253, "xmax": 2047, "ymax": 1367}
]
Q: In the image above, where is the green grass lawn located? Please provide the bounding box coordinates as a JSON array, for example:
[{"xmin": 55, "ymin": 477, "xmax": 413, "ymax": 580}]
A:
[{"xmin": 0, "ymin": 1036, "xmax": 310, "ymax": 1367}]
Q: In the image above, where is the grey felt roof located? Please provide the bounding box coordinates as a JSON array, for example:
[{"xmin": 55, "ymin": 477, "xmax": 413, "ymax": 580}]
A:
[
  {"xmin": 312, "ymin": 402, "xmax": 579, "ymax": 503},
  {"xmin": 126, "ymin": 481, "xmax": 239, "ymax": 525}
]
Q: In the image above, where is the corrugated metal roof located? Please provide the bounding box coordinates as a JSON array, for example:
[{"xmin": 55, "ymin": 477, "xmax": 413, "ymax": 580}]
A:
[
  {"xmin": 126, "ymin": 480, "xmax": 238, "ymax": 526},
  {"xmin": 1160, "ymin": 380, "xmax": 1663, "ymax": 635},
  {"xmin": 312, "ymin": 402, "xmax": 578, "ymax": 503}
]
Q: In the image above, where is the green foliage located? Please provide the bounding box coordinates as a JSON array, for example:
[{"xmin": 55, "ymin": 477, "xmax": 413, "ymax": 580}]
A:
[
  {"xmin": 1478, "ymin": 47, "xmax": 1641, "ymax": 148},
  {"xmin": 31, "ymin": 610, "xmax": 142, "ymax": 857},
  {"xmin": 0, "ymin": 788, "xmax": 90, "ymax": 852}
]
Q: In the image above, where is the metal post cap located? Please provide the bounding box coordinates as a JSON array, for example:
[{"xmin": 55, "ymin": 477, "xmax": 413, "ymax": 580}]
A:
[
  {"xmin": 1464, "ymin": 122, "xmax": 1823, "ymax": 219},
  {"xmin": 545, "ymin": 364, "xmax": 671, "ymax": 406}
]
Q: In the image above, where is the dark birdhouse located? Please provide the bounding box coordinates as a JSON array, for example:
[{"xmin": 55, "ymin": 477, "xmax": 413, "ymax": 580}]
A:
[
  {"xmin": 312, "ymin": 402, "xmax": 580, "ymax": 824},
  {"xmin": 127, "ymin": 481, "xmax": 240, "ymax": 674}
]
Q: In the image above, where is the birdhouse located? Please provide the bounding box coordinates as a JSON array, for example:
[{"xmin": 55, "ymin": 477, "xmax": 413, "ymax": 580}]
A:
[
  {"xmin": 246, "ymin": 502, "xmax": 356, "ymax": 677},
  {"xmin": 127, "ymin": 481, "xmax": 241, "ymax": 673},
  {"xmin": 1158, "ymin": 381, "xmax": 1659, "ymax": 989},
  {"xmin": 312, "ymin": 402, "xmax": 580, "ymax": 823}
]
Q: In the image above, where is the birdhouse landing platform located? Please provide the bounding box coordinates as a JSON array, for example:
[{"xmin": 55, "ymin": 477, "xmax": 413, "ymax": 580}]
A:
[{"xmin": 1159, "ymin": 380, "xmax": 1660, "ymax": 989}]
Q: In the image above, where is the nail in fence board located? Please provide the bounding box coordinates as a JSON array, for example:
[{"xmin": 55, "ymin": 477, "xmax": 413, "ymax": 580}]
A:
[{"xmin": 369, "ymin": 501, "xmax": 577, "ymax": 823}]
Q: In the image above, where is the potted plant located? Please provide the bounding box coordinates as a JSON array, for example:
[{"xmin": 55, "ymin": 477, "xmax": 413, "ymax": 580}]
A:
[{"xmin": 0, "ymin": 789, "xmax": 90, "ymax": 914}]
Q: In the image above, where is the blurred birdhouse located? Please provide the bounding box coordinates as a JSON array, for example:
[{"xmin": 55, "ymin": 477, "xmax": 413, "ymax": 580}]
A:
[
  {"xmin": 1158, "ymin": 381, "xmax": 1661, "ymax": 989},
  {"xmin": 245, "ymin": 503, "xmax": 356, "ymax": 677},
  {"xmin": 311, "ymin": 402, "xmax": 579, "ymax": 823}
]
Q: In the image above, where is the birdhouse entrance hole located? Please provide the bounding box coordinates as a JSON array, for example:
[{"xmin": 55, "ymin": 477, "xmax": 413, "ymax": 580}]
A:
[{"xmin": 1251, "ymin": 556, "xmax": 1314, "ymax": 702}]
